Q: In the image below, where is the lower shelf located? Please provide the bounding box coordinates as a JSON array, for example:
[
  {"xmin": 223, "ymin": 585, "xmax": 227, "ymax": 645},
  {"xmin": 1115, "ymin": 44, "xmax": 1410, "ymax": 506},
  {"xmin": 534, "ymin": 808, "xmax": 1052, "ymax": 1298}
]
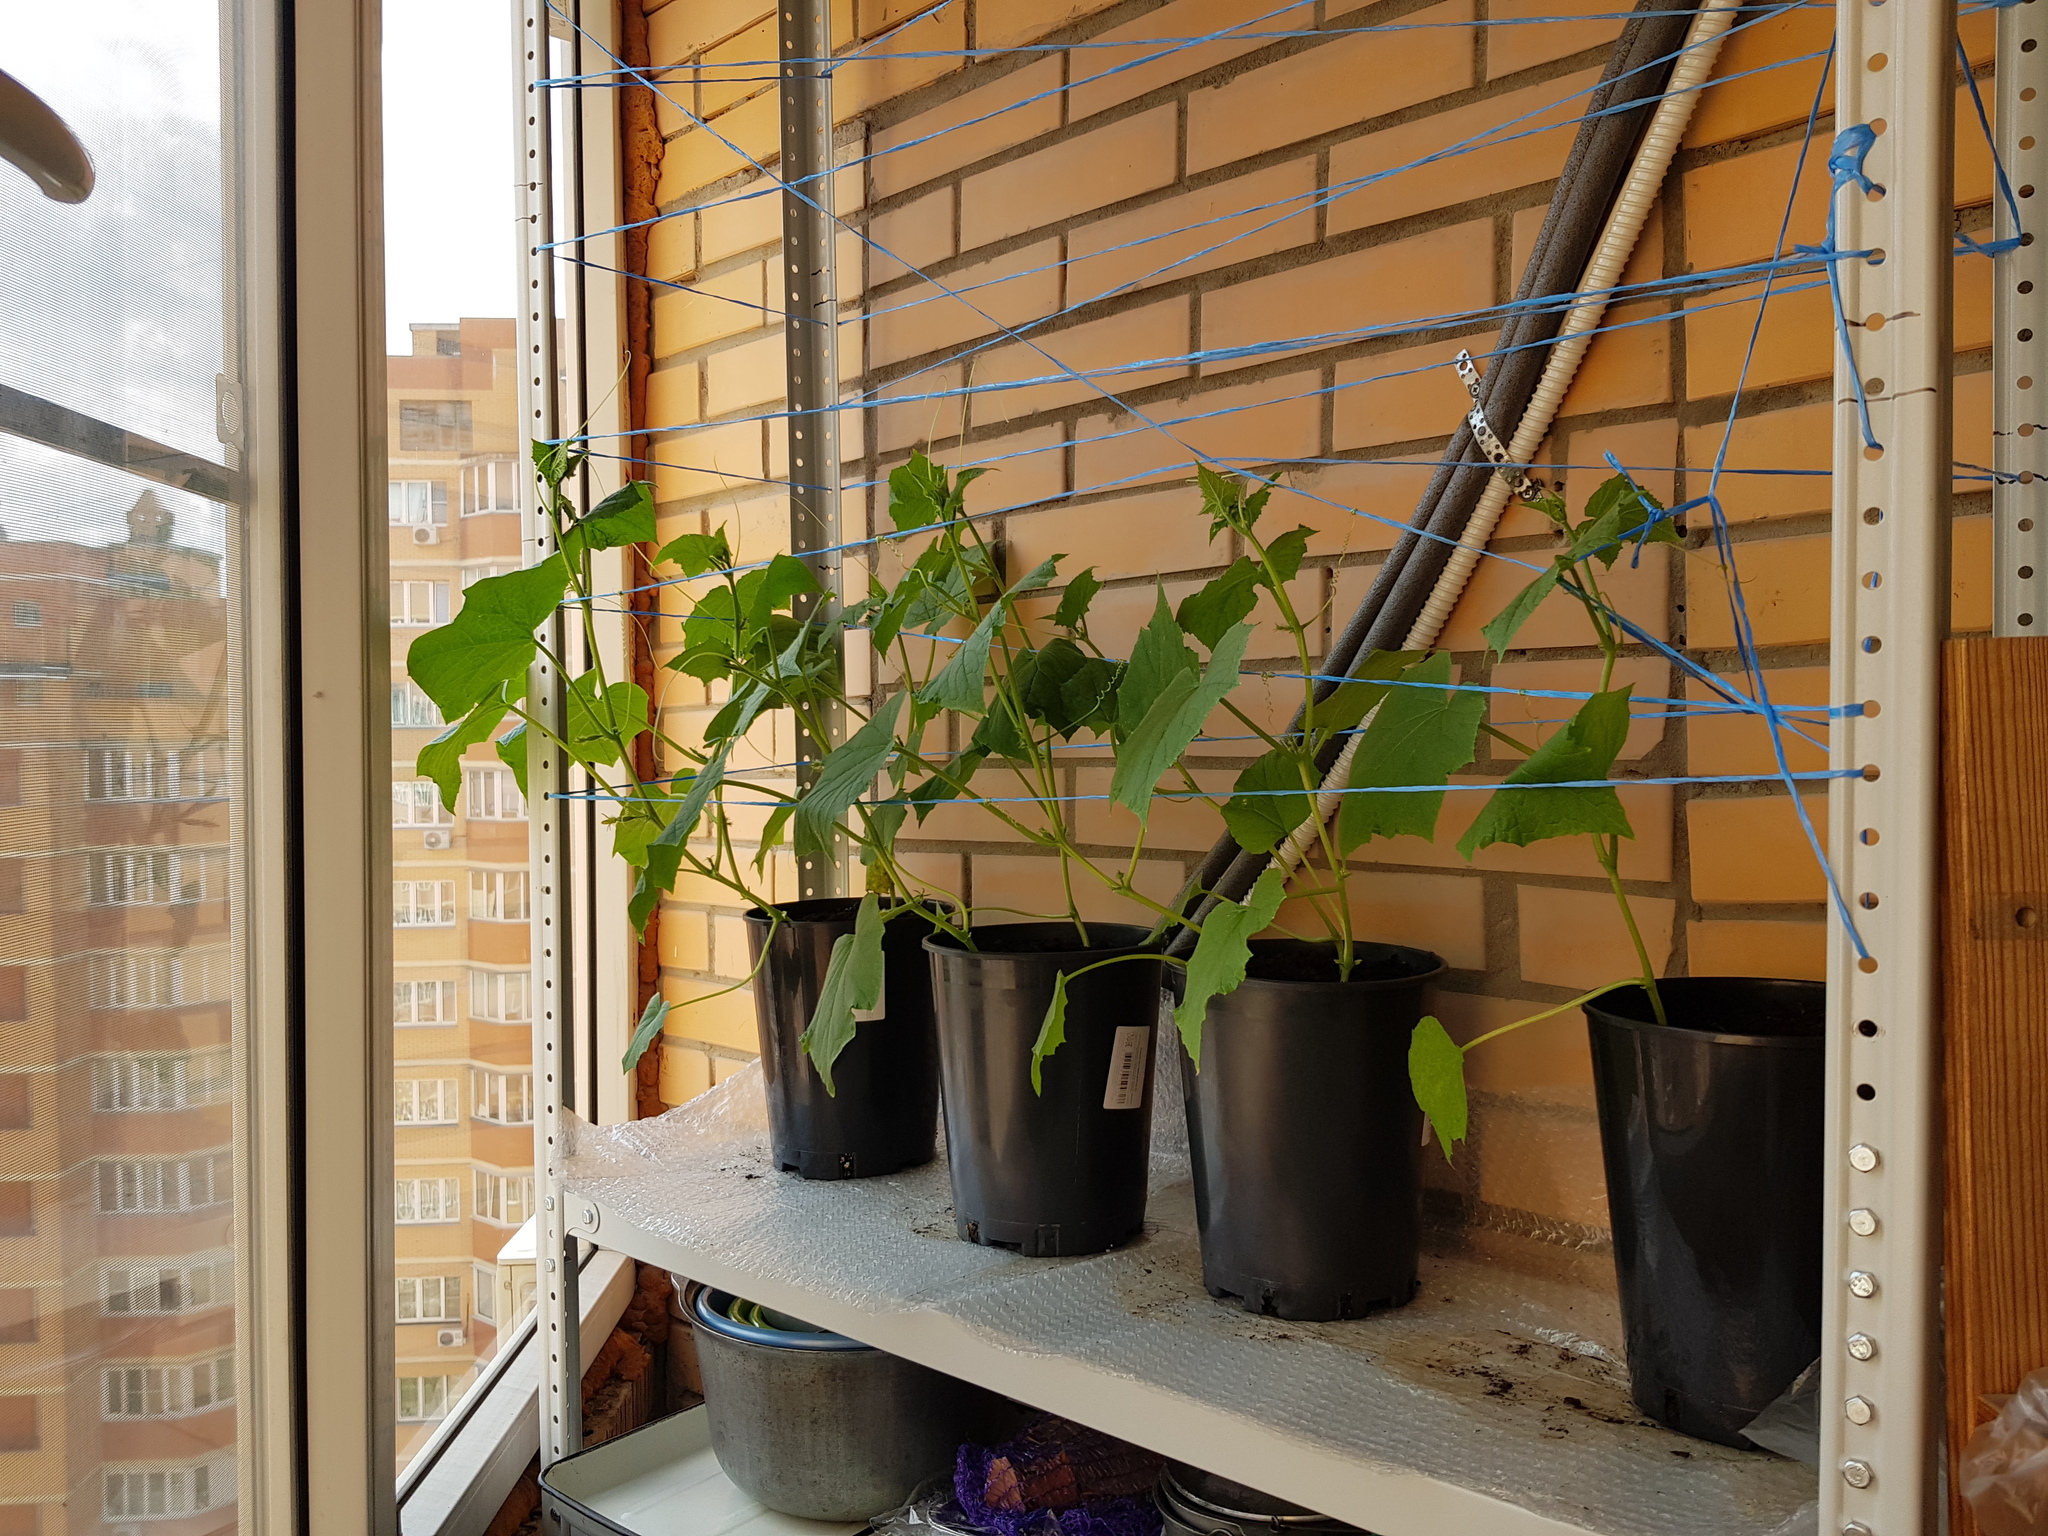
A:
[{"xmin": 560, "ymin": 1076, "xmax": 1817, "ymax": 1536}]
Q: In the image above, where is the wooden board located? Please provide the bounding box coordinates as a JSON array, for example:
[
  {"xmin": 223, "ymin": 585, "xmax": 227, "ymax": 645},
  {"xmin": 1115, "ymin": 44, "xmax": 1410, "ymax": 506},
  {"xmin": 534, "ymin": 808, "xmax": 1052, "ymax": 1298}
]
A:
[{"xmin": 1942, "ymin": 636, "xmax": 2048, "ymax": 1535}]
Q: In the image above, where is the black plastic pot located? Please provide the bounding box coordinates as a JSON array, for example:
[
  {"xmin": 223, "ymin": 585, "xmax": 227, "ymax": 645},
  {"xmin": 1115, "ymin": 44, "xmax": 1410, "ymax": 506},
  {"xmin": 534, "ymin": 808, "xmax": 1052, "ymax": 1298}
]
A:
[
  {"xmin": 744, "ymin": 898, "xmax": 942, "ymax": 1180},
  {"xmin": 926, "ymin": 923, "xmax": 1161, "ymax": 1257},
  {"xmin": 1585, "ymin": 978, "xmax": 1825, "ymax": 1447},
  {"xmin": 1178, "ymin": 940, "xmax": 1443, "ymax": 1320}
]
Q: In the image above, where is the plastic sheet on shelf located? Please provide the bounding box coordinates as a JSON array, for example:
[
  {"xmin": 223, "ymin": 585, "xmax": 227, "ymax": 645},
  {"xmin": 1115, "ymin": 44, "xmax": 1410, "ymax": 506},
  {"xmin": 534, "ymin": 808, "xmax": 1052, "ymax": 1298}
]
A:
[{"xmin": 561, "ymin": 1045, "xmax": 1817, "ymax": 1536}]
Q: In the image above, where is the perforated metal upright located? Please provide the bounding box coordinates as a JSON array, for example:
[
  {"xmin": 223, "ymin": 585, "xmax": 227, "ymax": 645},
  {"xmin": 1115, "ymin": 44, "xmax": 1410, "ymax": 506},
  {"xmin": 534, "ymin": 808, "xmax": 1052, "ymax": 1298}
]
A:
[
  {"xmin": 1997, "ymin": 0, "xmax": 2048, "ymax": 637},
  {"xmin": 1824, "ymin": 3, "xmax": 1954, "ymax": 1531},
  {"xmin": 519, "ymin": 0, "xmax": 582, "ymax": 1472},
  {"xmin": 779, "ymin": 0, "xmax": 848, "ymax": 898}
]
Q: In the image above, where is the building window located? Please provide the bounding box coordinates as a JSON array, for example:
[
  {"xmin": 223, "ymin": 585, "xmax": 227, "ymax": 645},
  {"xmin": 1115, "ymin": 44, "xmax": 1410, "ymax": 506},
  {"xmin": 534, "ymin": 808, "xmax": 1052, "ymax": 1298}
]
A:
[
  {"xmin": 0, "ymin": 1291, "xmax": 34, "ymax": 1345},
  {"xmin": 463, "ymin": 765, "xmax": 524, "ymax": 820},
  {"xmin": 468, "ymin": 970, "xmax": 529, "ymax": 1024},
  {"xmin": 470, "ymin": 1069, "xmax": 532, "ymax": 1125},
  {"xmin": 0, "ymin": 971, "xmax": 23, "ymax": 1024},
  {"xmin": 0, "ymin": 1078, "xmax": 28, "ymax": 1130},
  {"xmin": 92, "ymin": 1051, "xmax": 232, "ymax": 1112},
  {"xmin": 460, "ymin": 563, "xmax": 519, "ymax": 588},
  {"xmin": 102, "ymin": 1355, "xmax": 234, "ymax": 1419},
  {"xmin": 460, "ymin": 458, "xmax": 519, "ymax": 515},
  {"xmin": 0, "ymin": 1188, "xmax": 29, "ymax": 1239},
  {"xmin": 88, "ymin": 848, "xmax": 229, "ymax": 906},
  {"xmin": 472, "ymin": 1171, "xmax": 534, "ymax": 1227},
  {"xmin": 397, "ymin": 400, "xmax": 473, "ymax": 452},
  {"xmin": 84, "ymin": 743, "xmax": 226, "ymax": 802},
  {"xmin": 88, "ymin": 949, "xmax": 231, "ymax": 1010},
  {"xmin": 102, "ymin": 1258, "xmax": 233, "ymax": 1315},
  {"xmin": 393, "ymin": 978, "xmax": 459, "ymax": 1026},
  {"xmin": 102, "ymin": 1462, "xmax": 225, "ymax": 1520},
  {"xmin": 393, "ymin": 880, "xmax": 456, "ymax": 928},
  {"xmin": 468, "ymin": 869, "xmax": 527, "ymax": 921},
  {"xmin": 95, "ymin": 1155, "xmax": 231, "ymax": 1214},
  {"xmin": 394, "ymin": 1078, "xmax": 459, "ymax": 1125},
  {"xmin": 389, "ymin": 579, "xmax": 450, "ymax": 627},
  {"xmin": 472, "ymin": 1265, "xmax": 497, "ymax": 1323},
  {"xmin": 395, "ymin": 1275, "xmax": 462, "ymax": 1323},
  {"xmin": 9, "ymin": 604, "xmax": 38, "ymax": 630},
  {"xmin": 0, "ymin": 1399, "xmax": 34, "ymax": 1453},
  {"xmin": 387, "ymin": 479, "xmax": 450, "ymax": 527},
  {"xmin": 397, "ymin": 1375, "xmax": 458, "ymax": 1423},
  {"xmin": 392, "ymin": 780, "xmax": 453, "ymax": 827},
  {"xmin": 394, "ymin": 1177, "xmax": 460, "ymax": 1224},
  {"xmin": 391, "ymin": 680, "xmax": 443, "ymax": 729}
]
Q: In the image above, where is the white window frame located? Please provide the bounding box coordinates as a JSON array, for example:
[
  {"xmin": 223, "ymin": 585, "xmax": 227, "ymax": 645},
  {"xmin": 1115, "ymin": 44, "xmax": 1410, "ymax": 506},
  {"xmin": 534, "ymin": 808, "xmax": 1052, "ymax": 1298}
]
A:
[
  {"xmin": 393, "ymin": 779, "xmax": 453, "ymax": 827},
  {"xmin": 393, "ymin": 1178, "xmax": 461, "ymax": 1225},
  {"xmin": 462, "ymin": 765, "xmax": 525, "ymax": 820},
  {"xmin": 88, "ymin": 949, "xmax": 232, "ymax": 1009},
  {"xmin": 393, "ymin": 880, "xmax": 456, "ymax": 928},
  {"xmin": 96, "ymin": 1154, "xmax": 232, "ymax": 1214},
  {"xmin": 470, "ymin": 1068, "xmax": 532, "ymax": 1126},
  {"xmin": 394, "ymin": 1078, "xmax": 460, "ymax": 1126},
  {"xmin": 468, "ymin": 869, "xmax": 527, "ymax": 921},
  {"xmin": 391, "ymin": 679, "xmax": 444, "ymax": 729},
  {"xmin": 84, "ymin": 742, "xmax": 227, "ymax": 803},
  {"xmin": 397, "ymin": 1374, "xmax": 457, "ymax": 1423},
  {"xmin": 459, "ymin": 458, "xmax": 519, "ymax": 515},
  {"xmin": 396, "ymin": 1274, "xmax": 462, "ymax": 1324},
  {"xmin": 389, "ymin": 578, "xmax": 450, "ymax": 627},
  {"xmin": 468, "ymin": 969, "xmax": 529, "ymax": 1025},
  {"xmin": 88, "ymin": 847, "xmax": 230, "ymax": 906},
  {"xmin": 470, "ymin": 1264, "xmax": 497, "ymax": 1322},
  {"xmin": 393, "ymin": 978, "xmax": 460, "ymax": 1027},
  {"xmin": 471, "ymin": 1170, "xmax": 534, "ymax": 1228},
  {"xmin": 92, "ymin": 1051, "xmax": 232, "ymax": 1112},
  {"xmin": 387, "ymin": 479, "xmax": 449, "ymax": 526},
  {"xmin": 101, "ymin": 1256, "xmax": 235, "ymax": 1315},
  {"xmin": 102, "ymin": 1460, "xmax": 229, "ymax": 1521},
  {"xmin": 102, "ymin": 1354, "xmax": 236, "ymax": 1419}
]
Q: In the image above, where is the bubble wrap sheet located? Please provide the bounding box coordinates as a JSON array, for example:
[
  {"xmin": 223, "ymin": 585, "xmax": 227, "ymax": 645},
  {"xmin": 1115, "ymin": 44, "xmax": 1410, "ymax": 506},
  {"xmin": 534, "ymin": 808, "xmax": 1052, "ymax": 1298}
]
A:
[{"xmin": 562, "ymin": 1058, "xmax": 1816, "ymax": 1536}]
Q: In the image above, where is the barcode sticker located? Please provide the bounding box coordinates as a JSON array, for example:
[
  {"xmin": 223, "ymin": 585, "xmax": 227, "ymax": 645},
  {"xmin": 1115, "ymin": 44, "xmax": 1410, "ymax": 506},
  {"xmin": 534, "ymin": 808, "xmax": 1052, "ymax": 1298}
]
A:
[
  {"xmin": 1103, "ymin": 1026, "xmax": 1150, "ymax": 1110},
  {"xmin": 854, "ymin": 974, "xmax": 887, "ymax": 1024}
]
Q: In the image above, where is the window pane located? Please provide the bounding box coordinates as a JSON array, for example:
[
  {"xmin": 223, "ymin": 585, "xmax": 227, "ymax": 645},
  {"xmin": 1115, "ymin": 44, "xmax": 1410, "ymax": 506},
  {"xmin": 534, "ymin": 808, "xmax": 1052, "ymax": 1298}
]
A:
[{"xmin": 1, "ymin": 1, "xmax": 265, "ymax": 1525}]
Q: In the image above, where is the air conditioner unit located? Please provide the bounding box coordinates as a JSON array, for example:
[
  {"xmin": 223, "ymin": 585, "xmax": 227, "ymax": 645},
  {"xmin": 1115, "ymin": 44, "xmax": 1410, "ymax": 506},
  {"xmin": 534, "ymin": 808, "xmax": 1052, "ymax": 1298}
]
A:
[
  {"xmin": 421, "ymin": 828, "xmax": 452, "ymax": 850},
  {"xmin": 436, "ymin": 1328, "xmax": 465, "ymax": 1348},
  {"xmin": 411, "ymin": 524, "xmax": 440, "ymax": 545}
]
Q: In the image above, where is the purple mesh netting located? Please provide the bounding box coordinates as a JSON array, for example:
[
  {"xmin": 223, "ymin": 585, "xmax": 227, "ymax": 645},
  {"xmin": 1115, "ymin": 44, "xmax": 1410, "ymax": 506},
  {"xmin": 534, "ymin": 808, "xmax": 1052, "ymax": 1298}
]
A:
[{"xmin": 950, "ymin": 1443, "xmax": 1164, "ymax": 1536}]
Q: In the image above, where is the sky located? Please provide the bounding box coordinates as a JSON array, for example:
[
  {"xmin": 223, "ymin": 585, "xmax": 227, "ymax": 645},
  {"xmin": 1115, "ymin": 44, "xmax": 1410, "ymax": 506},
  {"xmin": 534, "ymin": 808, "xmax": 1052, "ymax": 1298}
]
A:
[{"xmin": 382, "ymin": 0, "xmax": 521, "ymax": 353}]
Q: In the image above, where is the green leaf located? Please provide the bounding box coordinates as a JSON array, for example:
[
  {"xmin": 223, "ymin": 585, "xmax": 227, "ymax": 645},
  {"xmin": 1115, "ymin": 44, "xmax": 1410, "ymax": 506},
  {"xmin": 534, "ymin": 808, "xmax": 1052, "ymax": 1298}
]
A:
[
  {"xmin": 1308, "ymin": 649, "xmax": 1424, "ymax": 740},
  {"xmin": 653, "ymin": 528, "xmax": 734, "ymax": 576},
  {"xmin": 565, "ymin": 481, "xmax": 655, "ymax": 559},
  {"xmin": 1006, "ymin": 556, "xmax": 1061, "ymax": 596},
  {"xmin": 1262, "ymin": 525, "xmax": 1313, "ymax": 586},
  {"xmin": 1574, "ymin": 475, "xmax": 1677, "ymax": 569},
  {"xmin": 621, "ymin": 992, "xmax": 673, "ymax": 1074},
  {"xmin": 1176, "ymin": 559, "xmax": 1260, "ymax": 650},
  {"xmin": 1109, "ymin": 620, "xmax": 1252, "ymax": 824},
  {"xmin": 795, "ymin": 691, "xmax": 905, "ymax": 859},
  {"xmin": 564, "ymin": 671, "xmax": 649, "ymax": 768},
  {"xmin": 1018, "ymin": 638, "xmax": 1089, "ymax": 735},
  {"xmin": 1197, "ymin": 466, "xmax": 1272, "ymax": 537},
  {"xmin": 1456, "ymin": 687, "xmax": 1636, "ymax": 858},
  {"xmin": 906, "ymin": 749, "xmax": 985, "ymax": 821},
  {"xmin": 626, "ymin": 751, "xmax": 727, "ymax": 932},
  {"xmin": 1117, "ymin": 585, "xmax": 1199, "ymax": 732},
  {"xmin": 1173, "ymin": 868, "xmax": 1288, "ymax": 1069},
  {"xmin": 609, "ymin": 790, "xmax": 671, "ymax": 869},
  {"xmin": 967, "ymin": 703, "xmax": 1030, "ymax": 761},
  {"xmin": 1053, "ymin": 568, "xmax": 1101, "ymax": 631},
  {"xmin": 532, "ymin": 437, "xmax": 586, "ymax": 489},
  {"xmin": 1479, "ymin": 562, "xmax": 1564, "ymax": 660},
  {"xmin": 1219, "ymin": 748, "xmax": 1315, "ymax": 855},
  {"xmin": 754, "ymin": 800, "xmax": 796, "ymax": 867},
  {"xmin": 417, "ymin": 694, "xmax": 509, "ymax": 812},
  {"xmin": 888, "ymin": 451, "xmax": 949, "ymax": 531},
  {"xmin": 918, "ymin": 607, "xmax": 999, "ymax": 717},
  {"xmin": 702, "ymin": 679, "xmax": 772, "ymax": 747},
  {"xmin": 1060, "ymin": 657, "xmax": 1123, "ymax": 736},
  {"xmin": 800, "ymin": 894, "xmax": 886, "ymax": 1094},
  {"xmin": 1408, "ymin": 1015, "xmax": 1467, "ymax": 1162},
  {"xmin": 860, "ymin": 802, "xmax": 908, "ymax": 866},
  {"xmin": 407, "ymin": 556, "xmax": 570, "ymax": 718},
  {"xmin": 1338, "ymin": 652, "xmax": 1486, "ymax": 849},
  {"xmin": 496, "ymin": 721, "xmax": 528, "ymax": 799},
  {"xmin": 1029, "ymin": 970, "xmax": 1069, "ymax": 1097},
  {"xmin": 740, "ymin": 552, "xmax": 822, "ymax": 628}
]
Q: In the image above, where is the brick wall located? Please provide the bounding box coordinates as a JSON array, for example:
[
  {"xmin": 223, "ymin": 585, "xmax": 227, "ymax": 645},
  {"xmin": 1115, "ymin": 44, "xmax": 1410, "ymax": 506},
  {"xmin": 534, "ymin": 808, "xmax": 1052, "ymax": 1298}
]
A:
[{"xmin": 636, "ymin": 0, "xmax": 1995, "ymax": 1243}]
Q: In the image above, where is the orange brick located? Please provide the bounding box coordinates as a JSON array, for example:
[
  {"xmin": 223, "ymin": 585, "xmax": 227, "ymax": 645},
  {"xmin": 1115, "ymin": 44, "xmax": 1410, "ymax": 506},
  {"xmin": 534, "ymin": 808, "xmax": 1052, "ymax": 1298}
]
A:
[
  {"xmin": 1281, "ymin": 462, "xmax": 1440, "ymax": 558},
  {"xmin": 959, "ymin": 426, "xmax": 1069, "ymax": 514},
  {"xmin": 661, "ymin": 908, "xmax": 711, "ymax": 970},
  {"xmin": 875, "ymin": 364, "xmax": 962, "ymax": 453},
  {"xmin": 651, "ymin": 263, "xmax": 766, "ymax": 352},
  {"xmin": 968, "ymin": 298, "xmax": 1191, "ymax": 428},
  {"xmin": 1327, "ymin": 70, "xmax": 1597, "ymax": 236},
  {"xmin": 699, "ymin": 17, "xmax": 778, "ymax": 118},
  {"xmin": 1954, "ymin": 514, "xmax": 1994, "ymax": 633},
  {"xmin": 1202, "ymin": 222, "xmax": 1494, "ymax": 377},
  {"xmin": 698, "ymin": 176, "xmax": 789, "ymax": 264},
  {"xmin": 1066, "ymin": 0, "xmax": 1274, "ymax": 120},
  {"xmin": 974, "ymin": 0, "xmax": 1119, "ymax": 51},
  {"xmin": 645, "ymin": 362, "xmax": 700, "ymax": 431},
  {"xmin": 704, "ymin": 330, "xmax": 786, "ymax": 416},
  {"xmin": 1333, "ymin": 332, "xmax": 1499, "ymax": 452},
  {"xmin": 1955, "ymin": 370, "xmax": 1992, "ymax": 498},
  {"xmin": 1070, "ymin": 767, "xmax": 1234, "ymax": 854},
  {"xmin": 1687, "ymin": 794, "xmax": 1829, "ymax": 903},
  {"xmin": 1185, "ymin": 1, "xmax": 1474, "ymax": 174},
  {"xmin": 651, "ymin": 418, "xmax": 765, "ymax": 502},
  {"xmin": 1684, "ymin": 533, "xmax": 1826, "ymax": 650},
  {"xmin": 658, "ymin": 1040, "xmax": 714, "ymax": 1104},
  {"xmin": 710, "ymin": 914, "xmax": 753, "ymax": 975},
  {"xmin": 1686, "ymin": 919, "xmax": 1826, "ymax": 980},
  {"xmin": 1681, "ymin": 5, "xmax": 1832, "ymax": 150},
  {"xmin": 1490, "ymin": 657, "xmax": 1669, "ymax": 764},
  {"xmin": 660, "ymin": 974, "xmax": 760, "ymax": 1050},
  {"xmin": 891, "ymin": 850, "xmax": 966, "ymax": 903},
  {"xmin": 868, "ymin": 239, "xmax": 1063, "ymax": 369},
  {"xmin": 648, "ymin": 212, "xmax": 694, "ymax": 282},
  {"xmin": 1564, "ymin": 419, "xmax": 1674, "ymax": 520},
  {"xmin": 1438, "ymin": 543, "xmax": 1669, "ymax": 653},
  {"xmin": 1685, "ymin": 665, "xmax": 1830, "ymax": 779},
  {"xmin": 871, "ymin": 57, "xmax": 1064, "ymax": 199},
  {"xmin": 858, "ymin": 0, "xmax": 943, "ymax": 38},
  {"xmin": 1558, "ymin": 300, "xmax": 1673, "ymax": 414},
  {"xmin": 1514, "ymin": 198, "xmax": 1662, "ymax": 298},
  {"xmin": 712, "ymin": 1055, "xmax": 752, "ymax": 1083},
  {"xmin": 1072, "ymin": 371, "xmax": 1324, "ymax": 494},
  {"xmin": 648, "ymin": 0, "xmax": 773, "ymax": 71},
  {"xmin": 868, "ymin": 188, "xmax": 954, "ymax": 286},
  {"xmin": 1342, "ymin": 870, "xmax": 1487, "ymax": 972},
  {"xmin": 1435, "ymin": 991, "xmax": 1593, "ymax": 1091},
  {"xmin": 960, "ymin": 107, "xmax": 1180, "ymax": 250},
  {"xmin": 1067, "ymin": 160, "xmax": 1320, "ymax": 305},
  {"xmin": 1517, "ymin": 884, "xmax": 1674, "ymax": 992},
  {"xmin": 834, "ymin": 6, "xmax": 968, "ymax": 120},
  {"xmin": 1005, "ymin": 487, "xmax": 1218, "ymax": 585},
  {"xmin": 968, "ymin": 852, "xmax": 1184, "ymax": 927},
  {"xmin": 1485, "ymin": 0, "xmax": 1623, "ymax": 79},
  {"xmin": 1955, "ymin": 242, "xmax": 1994, "ymax": 352},
  {"xmin": 914, "ymin": 769, "xmax": 1056, "ymax": 843},
  {"xmin": 1684, "ymin": 283, "xmax": 1833, "ymax": 399},
  {"xmin": 1681, "ymin": 401, "xmax": 1830, "ymax": 525},
  {"xmin": 656, "ymin": 93, "xmax": 781, "ymax": 206}
]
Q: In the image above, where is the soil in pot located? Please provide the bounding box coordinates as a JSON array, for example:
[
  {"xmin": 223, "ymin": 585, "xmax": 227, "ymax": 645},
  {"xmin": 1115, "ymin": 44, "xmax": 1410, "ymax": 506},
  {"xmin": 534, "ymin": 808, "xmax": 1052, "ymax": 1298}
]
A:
[
  {"xmin": 926, "ymin": 922, "xmax": 1161, "ymax": 1257},
  {"xmin": 1585, "ymin": 977, "xmax": 1825, "ymax": 1447},
  {"xmin": 1178, "ymin": 939, "xmax": 1443, "ymax": 1321},
  {"xmin": 745, "ymin": 898, "xmax": 943, "ymax": 1180}
]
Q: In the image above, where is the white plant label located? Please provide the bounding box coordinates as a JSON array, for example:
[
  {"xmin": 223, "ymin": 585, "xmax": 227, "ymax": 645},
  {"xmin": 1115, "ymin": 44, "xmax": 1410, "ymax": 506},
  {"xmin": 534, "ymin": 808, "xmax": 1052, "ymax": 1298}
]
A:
[
  {"xmin": 1103, "ymin": 1026, "xmax": 1150, "ymax": 1110},
  {"xmin": 854, "ymin": 974, "xmax": 886, "ymax": 1024}
]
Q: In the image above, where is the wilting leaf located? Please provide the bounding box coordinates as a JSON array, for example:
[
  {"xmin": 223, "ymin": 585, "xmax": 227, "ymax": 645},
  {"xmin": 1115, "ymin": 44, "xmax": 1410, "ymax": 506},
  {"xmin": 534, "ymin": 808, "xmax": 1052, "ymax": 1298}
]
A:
[
  {"xmin": 1479, "ymin": 562, "xmax": 1564, "ymax": 660},
  {"xmin": 1053, "ymin": 568, "xmax": 1101, "ymax": 631},
  {"xmin": 1173, "ymin": 868, "xmax": 1288, "ymax": 1068},
  {"xmin": 801, "ymin": 894, "xmax": 887, "ymax": 1094},
  {"xmin": 1409, "ymin": 1015, "xmax": 1467, "ymax": 1162},
  {"xmin": 1029, "ymin": 970, "xmax": 1069, "ymax": 1097},
  {"xmin": 621, "ymin": 992, "xmax": 673, "ymax": 1074},
  {"xmin": 795, "ymin": 691, "xmax": 905, "ymax": 859},
  {"xmin": 1457, "ymin": 687, "xmax": 1635, "ymax": 857}
]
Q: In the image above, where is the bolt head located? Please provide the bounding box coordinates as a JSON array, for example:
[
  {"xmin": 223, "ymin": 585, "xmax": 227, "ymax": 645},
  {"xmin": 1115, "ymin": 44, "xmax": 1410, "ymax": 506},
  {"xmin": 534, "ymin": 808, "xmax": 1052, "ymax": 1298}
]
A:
[
  {"xmin": 1842, "ymin": 1459, "xmax": 1874, "ymax": 1490},
  {"xmin": 1848, "ymin": 1270, "xmax": 1878, "ymax": 1298},
  {"xmin": 1848, "ymin": 1332, "xmax": 1877, "ymax": 1361},
  {"xmin": 1849, "ymin": 1143, "xmax": 1880, "ymax": 1173},
  {"xmin": 1842, "ymin": 1523, "xmax": 1874, "ymax": 1536},
  {"xmin": 1848, "ymin": 1207, "xmax": 1878, "ymax": 1237},
  {"xmin": 1845, "ymin": 1396, "xmax": 1875, "ymax": 1425}
]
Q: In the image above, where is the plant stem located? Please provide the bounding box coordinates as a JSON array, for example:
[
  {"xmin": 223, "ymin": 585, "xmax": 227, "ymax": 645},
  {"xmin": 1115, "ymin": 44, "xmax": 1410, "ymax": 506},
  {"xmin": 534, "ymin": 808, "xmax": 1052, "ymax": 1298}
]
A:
[
  {"xmin": 1460, "ymin": 978, "xmax": 1636, "ymax": 1053},
  {"xmin": 1595, "ymin": 833, "xmax": 1668, "ymax": 1027}
]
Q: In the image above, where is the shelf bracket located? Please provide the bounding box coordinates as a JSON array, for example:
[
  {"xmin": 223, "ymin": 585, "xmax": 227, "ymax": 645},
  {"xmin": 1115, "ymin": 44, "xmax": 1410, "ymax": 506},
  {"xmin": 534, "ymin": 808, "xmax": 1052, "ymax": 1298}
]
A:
[{"xmin": 1996, "ymin": 2, "xmax": 2047, "ymax": 636}]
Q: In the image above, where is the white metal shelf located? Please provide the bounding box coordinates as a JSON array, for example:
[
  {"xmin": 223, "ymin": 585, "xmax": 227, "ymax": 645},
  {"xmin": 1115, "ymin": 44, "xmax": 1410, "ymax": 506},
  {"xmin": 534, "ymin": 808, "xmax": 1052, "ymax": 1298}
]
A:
[{"xmin": 559, "ymin": 1091, "xmax": 1815, "ymax": 1536}]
